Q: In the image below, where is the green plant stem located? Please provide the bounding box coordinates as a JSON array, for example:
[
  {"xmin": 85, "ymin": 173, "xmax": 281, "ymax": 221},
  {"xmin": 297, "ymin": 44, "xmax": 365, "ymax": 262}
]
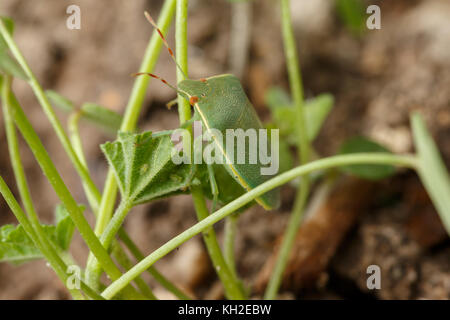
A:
[
  {"xmin": 117, "ymin": 228, "xmax": 192, "ymax": 300},
  {"xmin": 264, "ymin": 183, "xmax": 308, "ymax": 299},
  {"xmin": 264, "ymin": 0, "xmax": 311, "ymax": 299},
  {"xmin": 68, "ymin": 112, "xmax": 100, "ymax": 213},
  {"xmin": 4, "ymin": 87, "xmax": 142, "ymax": 299},
  {"xmin": 0, "ymin": 18, "xmax": 101, "ymax": 217},
  {"xmin": 1, "ymin": 76, "xmax": 84, "ymax": 300},
  {"xmin": 0, "ymin": 176, "xmax": 103, "ymax": 300},
  {"xmin": 224, "ymin": 214, "xmax": 238, "ymax": 280},
  {"xmin": 85, "ymin": 0, "xmax": 176, "ymax": 290},
  {"xmin": 69, "ymin": 113, "xmax": 154, "ymax": 297},
  {"xmin": 191, "ymin": 187, "xmax": 245, "ymax": 299},
  {"xmin": 101, "ymin": 153, "xmax": 418, "ymax": 298},
  {"xmin": 94, "ymin": 0, "xmax": 177, "ymax": 238},
  {"xmin": 174, "ymin": 0, "xmax": 245, "ymax": 299},
  {"xmin": 176, "ymin": 0, "xmax": 191, "ymax": 125},
  {"xmin": 111, "ymin": 241, "xmax": 157, "ymax": 299}
]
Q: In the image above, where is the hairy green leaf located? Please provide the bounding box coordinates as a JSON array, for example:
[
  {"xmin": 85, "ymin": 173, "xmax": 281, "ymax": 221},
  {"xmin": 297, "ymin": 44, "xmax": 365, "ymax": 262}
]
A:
[
  {"xmin": 54, "ymin": 204, "xmax": 79, "ymax": 251},
  {"xmin": 411, "ymin": 113, "xmax": 450, "ymax": 234},
  {"xmin": 0, "ymin": 224, "xmax": 44, "ymax": 264},
  {"xmin": 0, "ymin": 203, "xmax": 81, "ymax": 265},
  {"xmin": 338, "ymin": 136, "xmax": 396, "ymax": 180},
  {"xmin": 101, "ymin": 131, "xmax": 195, "ymax": 205}
]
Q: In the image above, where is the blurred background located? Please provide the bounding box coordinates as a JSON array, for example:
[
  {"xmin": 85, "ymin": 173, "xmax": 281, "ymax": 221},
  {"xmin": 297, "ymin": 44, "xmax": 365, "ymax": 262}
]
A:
[{"xmin": 0, "ymin": 0, "xmax": 449, "ymax": 299}]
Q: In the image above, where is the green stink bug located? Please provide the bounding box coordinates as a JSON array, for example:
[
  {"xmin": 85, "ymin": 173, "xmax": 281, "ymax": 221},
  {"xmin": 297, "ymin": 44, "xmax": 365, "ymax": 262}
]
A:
[{"xmin": 136, "ymin": 12, "xmax": 280, "ymax": 210}]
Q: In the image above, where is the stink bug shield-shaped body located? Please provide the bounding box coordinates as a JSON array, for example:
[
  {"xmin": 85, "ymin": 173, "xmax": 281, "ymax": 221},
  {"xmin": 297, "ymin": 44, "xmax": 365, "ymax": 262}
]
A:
[
  {"xmin": 178, "ymin": 75, "xmax": 280, "ymax": 210},
  {"xmin": 138, "ymin": 11, "xmax": 280, "ymax": 210}
]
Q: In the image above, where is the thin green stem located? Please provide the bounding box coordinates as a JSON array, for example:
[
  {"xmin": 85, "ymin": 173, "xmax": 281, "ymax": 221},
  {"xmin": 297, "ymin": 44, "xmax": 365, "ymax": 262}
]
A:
[
  {"xmin": 94, "ymin": 0, "xmax": 177, "ymax": 239},
  {"xmin": 191, "ymin": 187, "xmax": 245, "ymax": 299},
  {"xmin": 85, "ymin": 0, "xmax": 176, "ymax": 290},
  {"xmin": 101, "ymin": 153, "xmax": 418, "ymax": 298},
  {"xmin": 1, "ymin": 76, "xmax": 84, "ymax": 299},
  {"xmin": 0, "ymin": 18, "xmax": 101, "ymax": 216},
  {"xmin": 69, "ymin": 113, "xmax": 153, "ymax": 297},
  {"xmin": 68, "ymin": 111, "xmax": 100, "ymax": 213},
  {"xmin": 175, "ymin": 0, "xmax": 245, "ymax": 299},
  {"xmin": 4, "ymin": 87, "xmax": 142, "ymax": 299},
  {"xmin": 224, "ymin": 214, "xmax": 239, "ymax": 281},
  {"xmin": 111, "ymin": 241, "xmax": 157, "ymax": 299},
  {"xmin": 85, "ymin": 200, "xmax": 132, "ymax": 289},
  {"xmin": 0, "ymin": 176, "xmax": 103, "ymax": 300},
  {"xmin": 264, "ymin": 183, "xmax": 308, "ymax": 299},
  {"xmin": 264, "ymin": 0, "xmax": 311, "ymax": 299},
  {"xmin": 176, "ymin": 0, "xmax": 191, "ymax": 125},
  {"xmin": 117, "ymin": 229, "xmax": 192, "ymax": 300}
]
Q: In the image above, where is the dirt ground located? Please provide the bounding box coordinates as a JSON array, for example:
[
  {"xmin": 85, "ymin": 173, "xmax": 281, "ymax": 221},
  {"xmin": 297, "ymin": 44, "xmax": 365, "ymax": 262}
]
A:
[{"xmin": 0, "ymin": 0, "xmax": 449, "ymax": 299}]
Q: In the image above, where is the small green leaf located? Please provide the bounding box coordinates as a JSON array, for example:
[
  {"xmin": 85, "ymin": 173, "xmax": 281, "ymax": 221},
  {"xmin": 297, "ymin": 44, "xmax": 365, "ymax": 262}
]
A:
[
  {"xmin": 54, "ymin": 204, "xmax": 79, "ymax": 251},
  {"xmin": 0, "ymin": 224, "xmax": 43, "ymax": 264},
  {"xmin": 0, "ymin": 17, "xmax": 14, "ymax": 51},
  {"xmin": 0, "ymin": 223, "xmax": 58, "ymax": 265},
  {"xmin": 46, "ymin": 90, "xmax": 123, "ymax": 135},
  {"xmin": 336, "ymin": 0, "xmax": 366, "ymax": 35},
  {"xmin": 265, "ymin": 87, "xmax": 291, "ymax": 110},
  {"xmin": 305, "ymin": 94, "xmax": 334, "ymax": 141},
  {"xmin": 338, "ymin": 136, "xmax": 396, "ymax": 180},
  {"xmin": 0, "ymin": 51, "xmax": 27, "ymax": 79},
  {"xmin": 46, "ymin": 90, "xmax": 75, "ymax": 112},
  {"xmin": 266, "ymin": 87, "xmax": 334, "ymax": 144},
  {"xmin": 81, "ymin": 102, "xmax": 123, "ymax": 134},
  {"xmin": 101, "ymin": 131, "xmax": 195, "ymax": 205},
  {"xmin": 411, "ymin": 113, "xmax": 450, "ymax": 234}
]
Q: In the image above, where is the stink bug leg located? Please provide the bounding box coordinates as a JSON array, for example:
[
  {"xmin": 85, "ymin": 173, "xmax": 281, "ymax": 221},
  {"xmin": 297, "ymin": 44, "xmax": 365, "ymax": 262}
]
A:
[{"xmin": 207, "ymin": 164, "xmax": 219, "ymax": 212}]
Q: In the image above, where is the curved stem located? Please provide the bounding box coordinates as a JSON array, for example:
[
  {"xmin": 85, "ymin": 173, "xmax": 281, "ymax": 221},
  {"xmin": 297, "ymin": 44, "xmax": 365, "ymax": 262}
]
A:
[
  {"xmin": 264, "ymin": 0, "xmax": 311, "ymax": 299},
  {"xmin": 85, "ymin": 200, "xmax": 132, "ymax": 289},
  {"xmin": 1, "ymin": 76, "xmax": 84, "ymax": 299},
  {"xmin": 94, "ymin": 0, "xmax": 177, "ymax": 238},
  {"xmin": 101, "ymin": 153, "xmax": 418, "ymax": 298},
  {"xmin": 191, "ymin": 187, "xmax": 245, "ymax": 299},
  {"xmin": 117, "ymin": 228, "xmax": 192, "ymax": 300},
  {"xmin": 4, "ymin": 84, "xmax": 142, "ymax": 299},
  {"xmin": 175, "ymin": 0, "xmax": 245, "ymax": 299},
  {"xmin": 0, "ymin": 18, "xmax": 102, "ymax": 215}
]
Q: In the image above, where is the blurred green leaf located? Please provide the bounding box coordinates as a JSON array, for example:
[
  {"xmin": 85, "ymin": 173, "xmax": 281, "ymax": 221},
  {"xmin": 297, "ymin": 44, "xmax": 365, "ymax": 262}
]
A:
[
  {"xmin": 305, "ymin": 94, "xmax": 334, "ymax": 140},
  {"xmin": 81, "ymin": 102, "xmax": 123, "ymax": 134},
  {"xmin": 411, "ymin": 113, "xmax": 450, "ymax": 234},
  {"xmin": 338, "ymin": 136, "xmax": 396, "ymax": 180},
  {"xmin": 0, "ymin": 51, "xmax": 27, "ymax": 79},
  {"xmin": 101, "ymin": 131, "xmax": 195, "ymax": 206},
  {"xmin": 266, "ymin": 87, "xmax": 334, "ymax": 144},
  {"xmin": 336, "ymin": 0, "xmax": 366, "ymax": 35},
  {"xmin": 46, "ymin": 90, "xmax": 75, "ymax": 112},
  {"xmin": 46, "ymin": 90, "xmax": 123, "ymax": 135},
  {"xmin": 0, "ymin": 17, "xmax": 14, "ymax": 51}
]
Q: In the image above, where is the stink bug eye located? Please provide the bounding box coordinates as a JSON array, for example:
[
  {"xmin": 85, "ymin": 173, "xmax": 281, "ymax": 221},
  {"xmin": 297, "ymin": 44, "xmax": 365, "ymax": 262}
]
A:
[{"xmin": 189, "ymin": 96, "xmax": 199, "ymax": 106}]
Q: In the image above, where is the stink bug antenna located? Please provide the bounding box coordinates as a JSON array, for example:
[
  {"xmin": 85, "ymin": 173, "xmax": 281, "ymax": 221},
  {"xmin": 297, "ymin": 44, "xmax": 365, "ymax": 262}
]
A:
[
  {"xmin": 132, "ymin": 72, "xmax": 189, "ymax": 97},
  {"xmin": 144, "ymin": 11, "xmax": 189, "ymax": 79}
]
